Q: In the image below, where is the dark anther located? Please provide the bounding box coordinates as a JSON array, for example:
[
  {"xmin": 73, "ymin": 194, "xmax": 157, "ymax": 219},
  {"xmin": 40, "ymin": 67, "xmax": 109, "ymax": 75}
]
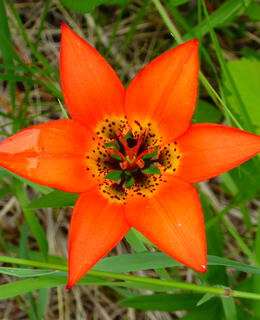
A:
[{"xmin": 127, "ymin": 138, "xmax": 138, "ymax": 148}]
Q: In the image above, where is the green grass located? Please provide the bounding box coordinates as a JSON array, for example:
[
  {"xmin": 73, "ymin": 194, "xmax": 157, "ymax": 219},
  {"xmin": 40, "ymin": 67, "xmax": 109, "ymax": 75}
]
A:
[{"xmin": 0, "ymin": 0, "xmax": 259, "ymax": 319}]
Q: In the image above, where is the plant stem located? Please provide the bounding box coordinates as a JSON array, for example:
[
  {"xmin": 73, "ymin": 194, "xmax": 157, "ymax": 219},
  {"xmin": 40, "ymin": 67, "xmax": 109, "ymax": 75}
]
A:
[{"xmin": 2, "ymin": 256, "xmax": 260, "ymax": 301}]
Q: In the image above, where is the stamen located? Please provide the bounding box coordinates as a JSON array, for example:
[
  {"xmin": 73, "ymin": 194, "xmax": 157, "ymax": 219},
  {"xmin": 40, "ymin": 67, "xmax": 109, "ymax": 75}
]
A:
[
  {"xmin": 136, "ymin": 159, "xmax": 145, "ymax": 169},
  {"xmin": 136, "ymin": 146, "xmax": 156, "ymax": 161},
  {"xmin": 107, "ymin": 149, "xmax": 126, "ymax": 161},
  {"xmin": 120, "ymin": 160, "xmax": 129, "ymax": 170}
]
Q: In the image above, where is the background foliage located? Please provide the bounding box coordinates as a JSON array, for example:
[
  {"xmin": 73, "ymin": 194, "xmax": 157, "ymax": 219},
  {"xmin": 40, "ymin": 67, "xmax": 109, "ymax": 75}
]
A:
[{"xmin": 0, "ymin": 0, "xmax": 260, "ymax": 319}]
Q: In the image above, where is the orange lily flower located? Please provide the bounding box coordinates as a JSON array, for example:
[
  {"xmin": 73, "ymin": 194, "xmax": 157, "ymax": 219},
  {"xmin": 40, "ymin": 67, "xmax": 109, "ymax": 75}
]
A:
[{"xmin": 0, "ymin": 24, "xmax": 259, "ymax": 289}]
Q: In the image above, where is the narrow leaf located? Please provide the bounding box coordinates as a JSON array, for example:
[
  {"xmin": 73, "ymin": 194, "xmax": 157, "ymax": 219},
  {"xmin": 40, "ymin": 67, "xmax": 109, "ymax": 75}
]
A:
[
  {"xmin": 27, "ymin": 190, "xmax": 78, "ymax": 209},
  {"xmin": 142, "ymin": 167, "xmax": 161, "ymax": 175},
  {"xmin": 119, "ymin": 293, "xmax": 202, "ymax": 311},
  {"xmin": 104, "ymin": 170, "xmax": 123, "ymax": 181}
]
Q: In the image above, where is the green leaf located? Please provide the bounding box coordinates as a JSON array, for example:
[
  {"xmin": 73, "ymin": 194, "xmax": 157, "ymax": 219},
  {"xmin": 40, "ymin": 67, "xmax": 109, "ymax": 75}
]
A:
[
  {"xmin": 104, "ymin": 142, "xmax": 119, "ymax": 150},
  {"xmin": 124, "ymin": 131, "xmax": 133, "ymax": 140},
  {"xmin": 223, "ymin": 57, "xmax": 260, "ymax": 134},
  {"xmin": 0, "ymin": 275, "xmax": 172, "ymax": 299},
  {"xmin": 208, "ymin": 255, "xmax": 260, "ymax": 275},
  {"xmin": 125, "ymin": 229, "xmax": 147, "ymax": 252},
  {"xmin": 182, "ymin": 299, "xmax": 222, "ymax": 320},
  {"xmin": 184, "ymin": 0, "xmax": 253, "ymax": 40},
  {"xmin": 142, "ymin": 167, "xmax": 161, "ymax": 175},
  {"xmin": 119, "ymin": 293, "xmax": 202, "ymax": 311},
  {"xmin": 93, "ymin": 252, "xmax": 260, "ymax": 275},
  {"xmin": 125, "ymin": 176, "xmax": 135, "ymax": 189},
  {"xmin": 246, "ymin": 2, "xmax": 260, "ymax": 21},
  {"xmin": 167, "ymin": 0, "xmax": 189, "ymax": 7},
  {"xmin": 0, "ymin": 167, "xmax": 52, "ymax": 194},
  {"xmin": 196, "ymin": 293, "xmax": 216, "ymax": 306},
  {"xmin": 220, "ymin": 161, "xmax": 260, "ymax": 202},
  {"xmin": 104, "ymin": 170, "xmax": 122, "ymax": 181},
  {"xmin": 0, "ymin": 0, "xmax": 16, "ymax": 109},
  {"xmin": 0, "ymin": 267, "xmax": 59, "ymax": 278},
  {"xmin": 221, "ymin": 296, "xmax": 237, "ymax": 320},
  {"xmin": 27, "ymin": 190, "xmax": 79, "ymax": 209},
  {"xmin": 94, "ymin": 252, "xmax": 179, "ymax": 272},
  {"xmin": 0, "ymin": 73, "xmax": 34, "ymax": 83},
  {"xmin": 193, "ymin": 100, "xmax": 222, "ymax": 123},
  {"xmin": 111, "ymin": 153, "xmax": 122, "ymax": 160},
  {"xmin": 13, "ymin": 180, "xmax": 48, "ymax": 260},
  {"xmin": 59, "ymin": 0, "xmax": 132, "ymax": 13}
]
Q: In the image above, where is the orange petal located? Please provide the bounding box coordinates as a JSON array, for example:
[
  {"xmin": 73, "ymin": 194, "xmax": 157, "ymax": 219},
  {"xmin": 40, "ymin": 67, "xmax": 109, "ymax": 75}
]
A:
[
  {"xmin": 67, "ymin": 188, "xmax": 129, "ymax": 289},
  {"xmin": 125, "ymin": 40, "xmax": 199, "ymax": 142},
  {"xmin": 175, "ymin": 123, "xmax": 260, "ymax": 183},
  {"xmin": 60, "ymin": 23, "xmax": 125, "ymax": 131},
  {"xmin": 126, "ymin": 176, "xmax": 207, "ymax": 273},
  {"xmin": 0, "ymin": 119, "xmax": 95, "ymax": 192}
]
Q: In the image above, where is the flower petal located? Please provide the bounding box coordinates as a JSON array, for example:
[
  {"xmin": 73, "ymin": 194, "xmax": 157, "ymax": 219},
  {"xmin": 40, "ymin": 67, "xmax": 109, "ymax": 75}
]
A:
[
  {"xmin": 126, "ymin": 176, "xmax": 207, "ymax": 273},
  {"xmin": 60, "ymin": 23, "xmax": 125, "ymax": 131},
  {"xmin": 0, "ymin": 119, "xmax": 95, "ymax": 192},
  {"xmin": 67, "ymin": 188, "xmax": 129, "ymax": 289},
  {"xmin": 174, "ymin": 123, "xmax": 260, "ymax": 183},
  {"xmin": 125, "ymin": 40, "xmax": 199, "ymax": 142}
]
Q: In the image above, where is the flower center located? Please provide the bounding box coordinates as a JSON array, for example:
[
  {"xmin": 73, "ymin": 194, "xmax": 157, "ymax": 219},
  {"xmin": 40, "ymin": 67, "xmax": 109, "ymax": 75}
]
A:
[
  {"xmin": 103, "ymin": 130, "xmax": 161, "ymax": 189},
  {"xmin": 85, "ymin": 116, "xmax": 182, "ymax": 203}
]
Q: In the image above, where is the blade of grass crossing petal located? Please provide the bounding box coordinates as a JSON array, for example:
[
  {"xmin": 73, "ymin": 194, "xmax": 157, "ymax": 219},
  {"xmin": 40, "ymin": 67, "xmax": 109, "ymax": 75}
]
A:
[
  {"xmin": 3, "ymin": 256, "xmax": 260, "ymax": 300},
  {"xmin": 3, "ymin": 252, "xmax": 260, "ymax": 276},
  {"xmin": 253, "ymin": 209, "xmax": 260, "ymax": 319},
  {"xmin": 12, "ymin": 180, "xmax": 48, "ymax": 260},
  {"xmin": 0, "ymin": 276, "xmax": 148, "ymax": 300}
]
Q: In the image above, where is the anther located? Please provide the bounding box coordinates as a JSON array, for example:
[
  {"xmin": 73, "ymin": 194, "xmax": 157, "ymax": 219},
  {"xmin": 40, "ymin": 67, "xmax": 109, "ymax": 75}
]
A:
[
  {"xmin": 120, "ymin": 161, "xmax": 129, "ymax": 170},
  {"xmin": 136, "ymin": 159, "xmax": 145, "ymax": 169}
]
